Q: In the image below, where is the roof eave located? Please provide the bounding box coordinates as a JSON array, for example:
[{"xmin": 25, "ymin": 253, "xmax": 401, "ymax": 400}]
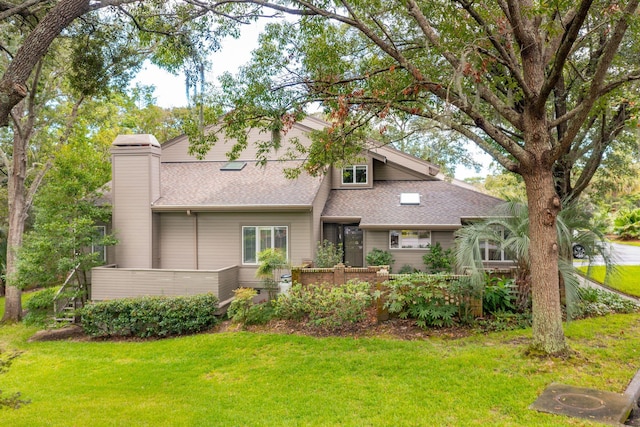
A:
[
  {"xmin": 151, "ymin": 204, "xmax": 313, "ymax": 213},
  {"xmin": 359, "ymin": 223, "xmax": 462, "ymax": 230},
  {"xmin": 321, "ymin": 216, "xmax": 363, "ymax": 223}
]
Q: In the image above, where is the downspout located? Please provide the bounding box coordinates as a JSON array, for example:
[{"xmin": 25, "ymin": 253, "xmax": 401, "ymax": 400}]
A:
[{"xmin": 188, "ymin": 210, "xmax": 198, "ymax": 269}]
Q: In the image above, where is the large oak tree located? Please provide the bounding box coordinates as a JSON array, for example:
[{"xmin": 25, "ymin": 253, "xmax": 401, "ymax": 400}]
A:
[{"xmin": 215, "ymin": 0, "xmax": 640, "ymax": 354}]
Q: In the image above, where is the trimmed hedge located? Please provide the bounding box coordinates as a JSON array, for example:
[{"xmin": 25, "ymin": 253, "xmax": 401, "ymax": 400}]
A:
[{"xmin": 79, "ymin": 294, "xmax": 220, "ymax": 338}]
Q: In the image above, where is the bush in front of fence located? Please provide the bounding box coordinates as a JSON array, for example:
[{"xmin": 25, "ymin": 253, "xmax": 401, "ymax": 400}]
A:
[
  {"xmin": 383, "ymin": 274, "xmax": 478, "ymax": 328},
  {"xmin": 79, "ymin": 294, "xmax": 220, "ymax": 338},
  {"xmin": 275, "ymin": 280, "xmax": 373, "ymax": 329}
]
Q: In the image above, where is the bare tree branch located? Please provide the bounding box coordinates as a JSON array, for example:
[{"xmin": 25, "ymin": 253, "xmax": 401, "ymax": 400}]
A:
[{"xmin": 0, "ymin": 0, "xmax": 45, "ymax": 21}]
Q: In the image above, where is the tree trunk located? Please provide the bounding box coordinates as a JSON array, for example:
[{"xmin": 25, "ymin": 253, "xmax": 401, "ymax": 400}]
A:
[
  {"xmin": 0, "ymin": 0, "xmax": 91, "ymax": 127},
  {"xmin": 2, "ymin": 121, "xmax": 28, "ymax": 322},
  {"xmin": 523, "ymin": 167, "xmax": 567, "ymax": 355}
]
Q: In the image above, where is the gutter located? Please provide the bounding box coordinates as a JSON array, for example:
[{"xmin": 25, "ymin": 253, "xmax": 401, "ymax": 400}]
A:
[
  {"xmin": 151, "ymin": 204, "xmax": 313, "ymax": 213},
  {"xmin": 358, "ymin": 223, "xmax": 461, "ymax": 230}
]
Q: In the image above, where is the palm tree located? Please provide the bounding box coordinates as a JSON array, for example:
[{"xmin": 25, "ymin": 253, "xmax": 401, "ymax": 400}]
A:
[{"xmin": 455, "ymin": 200, "xmax": 612, "ymax": 315}]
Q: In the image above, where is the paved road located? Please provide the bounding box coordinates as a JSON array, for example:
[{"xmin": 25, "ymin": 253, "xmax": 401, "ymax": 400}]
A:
[
  {"xmin": 578, "ymin": 242, "xmax": 640, "ymax": 266},
  {"xmin": 608, "ymin": 243, "xmax": 640, "ymax": 265}
]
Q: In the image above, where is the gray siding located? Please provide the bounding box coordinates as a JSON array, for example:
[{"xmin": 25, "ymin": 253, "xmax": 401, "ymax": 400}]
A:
[
  {"xmin": 161, "ymin": 127, "xmax": 315, "ymax": 163},
  {"xmin": 311, "ymin": 172, "xmax": 333, "ymax": 260},
  {"xmin": 432, "ymin": 230, "xmax": 456, "ymax": 250},
  {"xmin": 159, "ymin": 213, "xmax": 196, "ymax": 269},
  {"xmin": 330, "ymin": 156, "xmax": 374, "ymax": 189},
  {"xmin": 91, "ymin": 265, "xmax": 238, "ymax": 302},
  {"xmin": 195, "ymin": 211, "xmax": 313, "ymax": 286},
  {"xmin": 364, "ymin": 229, "xmax": 457, "ymax": 272},
  {"xmin": 112, "ymin": 145, "xmax": 160, "ymax": 268},
  {"xmin": 373, "ymin": 160, "xmax": 428, "ymax": 181}
]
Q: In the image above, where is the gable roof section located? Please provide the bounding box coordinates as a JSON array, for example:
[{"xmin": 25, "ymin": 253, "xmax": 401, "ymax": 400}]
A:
[
  {"xmin": 159, "ymin": 116, "xmax": 327, "ymax": 163},
  {"xmin": 152, "ymin": 160, "xmax": 325, "ymax": 211},
  {"xmin": 321, "ymin": 181, "xmax": 502, "ymax": 229},
  {"xmin": 368, "ymin": 144, "xmax": 441, "ymax": 180}
]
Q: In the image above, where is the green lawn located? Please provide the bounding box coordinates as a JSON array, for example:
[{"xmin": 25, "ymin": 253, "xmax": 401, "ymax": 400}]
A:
[
  {"xmin": 1, "ymin": 313, "xmax": 639, "ymax": 426},
  {"xmin": 578, "ymin": 265, "xmax": 640, "ymax": 297}
]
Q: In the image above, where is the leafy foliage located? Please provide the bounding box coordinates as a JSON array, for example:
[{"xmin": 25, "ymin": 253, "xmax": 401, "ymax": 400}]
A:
[
  {"xmin": 574, "ymin": 288, "xmax": 639, "ymax": 318},
  {"xmin": 482, "ymin": 277, "xmax": 516, "ymax": 314},
  {"xmin": 275, "ymin": 281, "xmax": 373, "ymax": 329},
  {"xmin": 23, "ymin": 288, "xmax": 57, "ymax": 327},
  {"xmin": 256, "ymin": 248, "xmax": 288, "ymax": 280},
  {"xmin": 455, "ymin": 200, "xmax": 610, "ymax": 312},
  {"xmin": 314, "ymin": 240, "xmax": 344, "ymax": 268},
  {"xmin": 422, "ymin": 243, "xmax": 454, "ymax": 273},
  {"xmin": 79, "ymin": 294, "xmax": 220, "ymax": 338},
  {"xmin": 475, "ymin": 311, "xmax": 532, "ymax": 333},
  {"xmin": 613, "ymin": 209, "xmax": 640, "ymax": 240},
  {"xmin": 398, "ymin": 264, "xmax": 418, "ymax": 274},
  {"xmin": 365, "ymin": 248, "xmax": 394, "ymax": 269},
  {"xmin": 383, "ymin": 274, "xmax": 470, "ymax": 328},
  {"xmin": 16, "ymin": 140, "xmax": 114, "ymax": 290},
  {"xmin": 227, "ymin": 287, "xmax": 257, "ymax": 324},
  {"xmin": 256, "ymin": 248, "xmax": 288, "ymax": 302},
  {"xmin": 227, "ymin": 287, "xmax": 274, "ymax": 326}
]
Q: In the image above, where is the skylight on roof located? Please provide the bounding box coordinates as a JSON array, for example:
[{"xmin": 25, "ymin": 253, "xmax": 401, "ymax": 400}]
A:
[
  {"xmin": 400, "ymin": 193, "xmax": 420, "ymax": 205},
  {"xmin": 221, "ymin": 161, "xmax": 246, "ymax": 171}
]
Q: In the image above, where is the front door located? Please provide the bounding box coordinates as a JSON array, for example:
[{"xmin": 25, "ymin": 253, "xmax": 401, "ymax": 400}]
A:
[{"xmin": 343, "ymin": 225, "xmax": 364, "ymax": 267}]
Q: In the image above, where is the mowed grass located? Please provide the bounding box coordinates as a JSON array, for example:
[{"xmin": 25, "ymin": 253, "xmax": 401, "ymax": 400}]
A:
[
  {"xmin": 578, "ymin": 265, "xmax": 640, "ymax": 297},
  {"xmin": 1, "ymin": 313, "xmax": 639, "ymax": 426}
]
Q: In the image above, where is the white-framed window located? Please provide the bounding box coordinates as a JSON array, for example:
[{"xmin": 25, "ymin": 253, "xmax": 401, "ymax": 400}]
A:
[
  {"xmin": 389, "ymin": 230, "xmax": 431, "ymax": 249},
  {"xmin": 342, "ymin": 165, "xmax": 368, "ymax": 184},
  {"xmin": 479, "ymin": 229, "xmax": 513, "ymax": 261},
  {"xmin": 242, "ymin": 226, "xmax": 288, "ymax": 264},
  {"xmin": 92, "ymin": 225, "xmax": 107, "ymax": 263}
]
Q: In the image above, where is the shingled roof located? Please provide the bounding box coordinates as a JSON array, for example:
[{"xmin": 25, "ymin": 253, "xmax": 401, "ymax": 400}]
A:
[
  {"xmin": 321, "ymin": 180, "xmax": 502, "ymax": 228},
  {"xmin": 152, "ymin": 160, "xmax": 325, "ymax": 210}
]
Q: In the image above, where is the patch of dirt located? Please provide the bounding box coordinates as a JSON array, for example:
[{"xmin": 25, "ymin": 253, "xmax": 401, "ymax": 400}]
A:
[
  {"xmin": 34, "ymin": 317, "xmax": 476, "ymax": 343},
  {"xmin": 28, "ymin": 325, "xmax": 87, "ymax": 342}
]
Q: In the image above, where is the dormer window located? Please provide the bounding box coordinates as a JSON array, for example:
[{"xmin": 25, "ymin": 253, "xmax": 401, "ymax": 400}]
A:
[{"xmin": 342, "ymin": 165, "xmax": 368, "ymax": 184}]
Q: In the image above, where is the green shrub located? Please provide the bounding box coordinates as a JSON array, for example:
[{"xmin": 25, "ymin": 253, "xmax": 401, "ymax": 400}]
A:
[
  {"xmin": 383, "ymin": 274, "xmax": 460, "ymax": 328},
  {"xmin": 422, "ymin": 242, "xmax": 454, "ymax": 273},
  {"xmin": 79, "ymin": 294, "xmax": 220, "ymax": 338},
  {"xmin": 256, "ymin": 248, "xmax": 288, "ymax": 302},
  {"xmin": 366, "ymin": 248, "xmax": 394, "ymax": 269},
  {"xmin": 23, "ymin": 288, "xmax": 57, "ymax": 326},
  {"xmin": 398, "ymin": 264, "xmax": 417, "ymax": 274},
  {"xmin": 314, "ymin": 240, "xmax": 344, "ymax": 267},
  {"xmin": 227, "ymin": 288, "xmax": 275, "ymax": 326},
  {"xmin": 575, "ymin": 288, "xmax": 639, "ymax": 318},
  {"xmin": 243, "ymin": 303, "xmax": 276, "ymax": 326},
  {"xmin": 275, "ymin": 280, "xmax": 373, "ymax": 329},
  {"xmin": 483, "ymin": 277, "xmax": 516, "ymax": 314},
  {"xmin": 228, "ymin": 287, "xmax": 257, "ymax": 324},
  {"xmin": 613, "ymin": 208, "xmax": 640, "ymax": 240}
]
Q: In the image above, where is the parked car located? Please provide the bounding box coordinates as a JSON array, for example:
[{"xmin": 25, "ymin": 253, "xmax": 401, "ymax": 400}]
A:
[{"xmin": 572, "ymin": 243, "xmax": 586, "ymax": 259}]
